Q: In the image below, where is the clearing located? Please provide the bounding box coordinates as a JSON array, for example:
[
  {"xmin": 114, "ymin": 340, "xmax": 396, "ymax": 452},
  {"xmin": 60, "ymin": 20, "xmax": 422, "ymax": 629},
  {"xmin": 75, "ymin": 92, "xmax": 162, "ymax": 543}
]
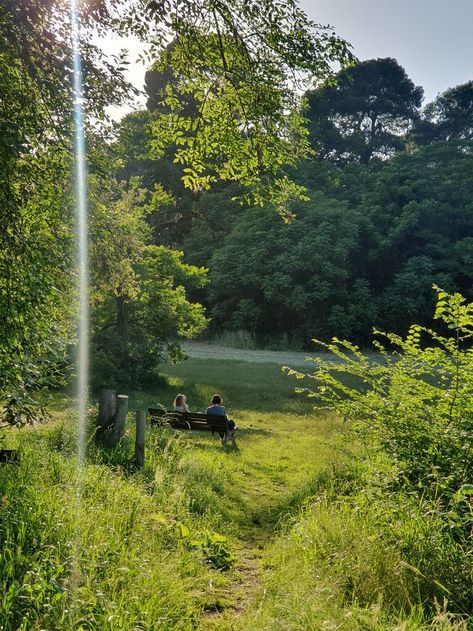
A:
[{"xmin": 142, "ymin": 356, "xmax": 346, "ymax": 629}]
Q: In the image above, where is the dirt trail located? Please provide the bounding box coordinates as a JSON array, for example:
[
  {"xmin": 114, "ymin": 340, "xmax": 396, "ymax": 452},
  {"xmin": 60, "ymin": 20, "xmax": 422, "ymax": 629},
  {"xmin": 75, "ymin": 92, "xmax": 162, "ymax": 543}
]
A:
[
  {"xmin": 182, "ymin": 341, "xmax": 317, "ymax": 367},
  {"xmin": 199, "ymin": 536, "xmax": 265, "ymax": 629},
  {"xmin": 183, "ymin": 341, "xmax": 382, "ymax": 369}
]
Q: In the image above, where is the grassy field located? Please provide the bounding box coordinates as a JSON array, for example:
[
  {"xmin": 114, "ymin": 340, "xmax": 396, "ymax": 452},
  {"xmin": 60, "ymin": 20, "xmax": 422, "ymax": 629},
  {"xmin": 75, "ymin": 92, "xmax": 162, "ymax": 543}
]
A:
[{"xmin": 0, "ymin": 358, "xmax": 470, "ymax": 629}]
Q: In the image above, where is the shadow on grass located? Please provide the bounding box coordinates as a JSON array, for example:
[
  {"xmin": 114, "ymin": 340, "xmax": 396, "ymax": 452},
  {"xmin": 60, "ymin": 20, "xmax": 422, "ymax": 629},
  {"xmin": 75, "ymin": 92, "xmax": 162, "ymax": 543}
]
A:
[{"xmin": 141, "ymin": 359, "xmax": 314, "ymax": 415}]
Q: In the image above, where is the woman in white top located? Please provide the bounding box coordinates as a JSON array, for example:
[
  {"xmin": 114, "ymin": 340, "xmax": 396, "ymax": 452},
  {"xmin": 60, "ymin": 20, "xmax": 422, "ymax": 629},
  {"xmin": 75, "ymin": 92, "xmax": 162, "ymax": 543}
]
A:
[{"xmin": 173, "ymin": 393, "xmax": 190, "ymax": 413}]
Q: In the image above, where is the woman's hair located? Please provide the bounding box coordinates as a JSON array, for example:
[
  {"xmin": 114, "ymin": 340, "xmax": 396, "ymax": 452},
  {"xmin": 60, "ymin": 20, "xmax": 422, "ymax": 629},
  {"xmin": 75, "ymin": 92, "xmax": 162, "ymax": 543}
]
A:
[
  {"xmin": 211, "ymin": 394, "xmax": 222, "ymax": 405},
  {"xmin": 174, "ymin": 394, "xmax": 185, "ymax": 407}
]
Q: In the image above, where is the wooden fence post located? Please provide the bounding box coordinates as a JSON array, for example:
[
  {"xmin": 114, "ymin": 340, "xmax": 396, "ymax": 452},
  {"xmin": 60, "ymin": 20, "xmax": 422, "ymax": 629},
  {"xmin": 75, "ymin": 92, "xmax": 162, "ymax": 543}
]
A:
[
  {"xmin": 111, "ymin": 394, "xmax": 129, "ymax": 445},
  {"xmin": 97, "ymin": 389, "xmax": 117, "ymax": 430},
  {"xmin": 99, "ymin": 393, "xmax": 129, "ymax": 447},
  {"xmin": 135, "ymin": 410, "xmax": 146, "ymax": 468}
]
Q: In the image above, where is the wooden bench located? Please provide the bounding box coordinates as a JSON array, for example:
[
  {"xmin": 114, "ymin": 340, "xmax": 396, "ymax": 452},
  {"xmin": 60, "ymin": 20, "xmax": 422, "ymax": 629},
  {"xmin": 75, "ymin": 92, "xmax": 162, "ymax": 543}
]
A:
[{"xmin": 148, "ymin": 409, "xmax": 236, "ymax": 443}]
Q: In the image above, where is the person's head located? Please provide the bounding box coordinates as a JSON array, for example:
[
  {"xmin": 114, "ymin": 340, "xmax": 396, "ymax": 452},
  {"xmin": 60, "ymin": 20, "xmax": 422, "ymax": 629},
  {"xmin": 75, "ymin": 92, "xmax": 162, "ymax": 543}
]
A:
[
  {"xmin": 211, "ymin": 394, "xmax": 222, "ymax": 405},
  {"xmin": 174, "ymin": 394, "xmax": 186, "ymax": 407}
]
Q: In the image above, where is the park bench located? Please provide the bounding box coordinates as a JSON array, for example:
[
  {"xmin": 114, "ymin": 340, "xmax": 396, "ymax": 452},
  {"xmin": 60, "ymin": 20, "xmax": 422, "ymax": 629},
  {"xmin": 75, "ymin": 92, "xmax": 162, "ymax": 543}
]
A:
[{"xmin": 148, "ymin": 408, "xmax": 236, "ymax": 444}]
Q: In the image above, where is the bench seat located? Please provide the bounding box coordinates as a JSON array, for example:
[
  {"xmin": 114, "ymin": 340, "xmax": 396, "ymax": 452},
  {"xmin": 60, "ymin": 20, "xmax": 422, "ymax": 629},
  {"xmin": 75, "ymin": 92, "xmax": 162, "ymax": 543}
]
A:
[{"xmin": 148, "ymin": 409, "xmax": 235, "ymax": 442}]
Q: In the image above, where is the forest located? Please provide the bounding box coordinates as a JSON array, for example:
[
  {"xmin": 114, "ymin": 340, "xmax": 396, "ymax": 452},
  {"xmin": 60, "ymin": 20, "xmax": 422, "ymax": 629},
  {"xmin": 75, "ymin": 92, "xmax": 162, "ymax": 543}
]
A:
[
  {"xmin": 106, "ymin": 57, "xmax": 473, "ymax": 386},
  {"xmin": 1, "ymin": 1, "xmax": 472, "ymax": 629},
  {"xmin": 3, "ymin": 2, "xmax": 473, "ymax": 395},
  {"xmin": 137, "ymin": 58, "xmax": 473, "ymax": 345}
]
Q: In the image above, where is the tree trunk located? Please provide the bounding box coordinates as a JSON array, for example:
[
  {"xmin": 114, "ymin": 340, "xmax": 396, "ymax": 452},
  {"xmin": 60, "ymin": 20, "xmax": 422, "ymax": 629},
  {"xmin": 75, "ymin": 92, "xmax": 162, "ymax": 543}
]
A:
[{"xmin": 135, "ymin": 410, "xmax": 146, "ymax": 468}]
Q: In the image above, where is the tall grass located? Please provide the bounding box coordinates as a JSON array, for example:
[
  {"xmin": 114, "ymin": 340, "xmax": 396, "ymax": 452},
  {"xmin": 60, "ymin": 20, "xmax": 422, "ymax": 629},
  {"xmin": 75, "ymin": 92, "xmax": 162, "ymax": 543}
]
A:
[
  {"xmin": 241, "ymin": 473, "xmax": 471, "ymax": 630},
  {"xmin": 0, "ymin": 358, "xmax": 470, "ymax": 629},
  {"xmin": 212, "ymin": 330, "xmax": 257, "ymax": 350}
]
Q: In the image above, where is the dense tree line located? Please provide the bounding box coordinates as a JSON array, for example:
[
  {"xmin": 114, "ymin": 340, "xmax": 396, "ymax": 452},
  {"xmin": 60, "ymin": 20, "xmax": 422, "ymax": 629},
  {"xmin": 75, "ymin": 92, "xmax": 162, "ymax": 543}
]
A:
[
  {"xmin": 2, "ymin": 0, "xmax": 472, "ymax": 404},
  {"xmin": 119, "ymin": 58, "xmax": 473, "ymax": 347}
]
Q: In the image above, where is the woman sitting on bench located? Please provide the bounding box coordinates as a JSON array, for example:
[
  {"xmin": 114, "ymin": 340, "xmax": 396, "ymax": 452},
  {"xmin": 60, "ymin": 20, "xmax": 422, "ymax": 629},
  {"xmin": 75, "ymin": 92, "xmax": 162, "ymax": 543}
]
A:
[
  {"xmin": 173, "ymin": 393, "xmax": 190, "ymax": 413},
  {"xmin": 207, "ymin": 394, "xmax": 236, "ymax": 442}
]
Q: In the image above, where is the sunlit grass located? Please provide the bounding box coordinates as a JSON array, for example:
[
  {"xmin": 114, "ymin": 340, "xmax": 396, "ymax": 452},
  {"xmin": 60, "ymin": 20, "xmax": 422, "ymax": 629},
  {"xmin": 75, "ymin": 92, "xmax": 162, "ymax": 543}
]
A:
[{"xmin": 0, "ymin": 358, "xmax": 470, "ymax": 629}]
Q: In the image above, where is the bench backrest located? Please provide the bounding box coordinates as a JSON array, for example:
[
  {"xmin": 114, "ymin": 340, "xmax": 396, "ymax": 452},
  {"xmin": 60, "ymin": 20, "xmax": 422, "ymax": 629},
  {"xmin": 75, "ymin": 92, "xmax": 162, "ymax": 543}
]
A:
[{"xmin": 148, "ymin": 408, "xmax": 228, "ymax": 432}]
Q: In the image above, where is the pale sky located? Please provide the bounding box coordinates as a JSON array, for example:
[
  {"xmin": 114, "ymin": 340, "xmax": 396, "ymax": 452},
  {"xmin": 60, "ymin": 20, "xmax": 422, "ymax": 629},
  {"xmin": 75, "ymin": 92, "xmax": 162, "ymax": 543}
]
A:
[
  {"xmin": 300, "ymin": 0, "xmax": 473, "ymax": 103},
  {"xmin": 106, "ymin": 0, "xmax": 473, "ymax": 120}
]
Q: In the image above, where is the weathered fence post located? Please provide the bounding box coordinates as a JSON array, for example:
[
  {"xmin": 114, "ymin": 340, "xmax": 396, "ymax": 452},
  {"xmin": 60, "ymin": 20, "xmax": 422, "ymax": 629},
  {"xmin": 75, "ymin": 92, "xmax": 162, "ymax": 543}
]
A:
[
  {"xmin": 97, "ymin": 389, "xmax": 116, "ymax": 430},
  {"xmin": 135, "ymin": 410, "xmax": 146, "ymax": 468},
  {"xmin": 96, "ymin": 390, "xmax": 129, "ymax": 447},
  {"xmin": 107, "ymin": 394, "xmax": 129, "ymax": 447}
]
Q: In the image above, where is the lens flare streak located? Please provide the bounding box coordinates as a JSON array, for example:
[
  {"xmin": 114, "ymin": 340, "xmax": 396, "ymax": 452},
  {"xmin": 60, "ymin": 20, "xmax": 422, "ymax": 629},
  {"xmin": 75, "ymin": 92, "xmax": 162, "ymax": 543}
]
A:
[{"xmin": 71, "ymin": 0, "xmax": 89, "ymax": 466}]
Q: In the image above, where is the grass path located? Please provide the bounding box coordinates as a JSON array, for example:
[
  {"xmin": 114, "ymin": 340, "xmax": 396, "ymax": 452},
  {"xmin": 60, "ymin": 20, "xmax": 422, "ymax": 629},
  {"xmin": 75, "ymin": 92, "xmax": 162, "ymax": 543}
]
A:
[
  {"xmin": 2, "ymin": 356, "xmax": 347, "ymax": 630},
  {"xmin": 150, "ymin": 358, "xmax": 346, "ymax": 629},
  {"xmin": 181, "ymin": 341, "xmax": 316, "ymax": 367}
]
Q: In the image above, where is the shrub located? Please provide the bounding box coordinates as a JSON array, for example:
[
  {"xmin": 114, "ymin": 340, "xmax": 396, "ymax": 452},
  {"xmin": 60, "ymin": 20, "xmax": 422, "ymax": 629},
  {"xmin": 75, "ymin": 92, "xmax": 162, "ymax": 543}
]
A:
[{"xmin": 287, "ymin": 287, "xmax": 473, "ymax": 507}]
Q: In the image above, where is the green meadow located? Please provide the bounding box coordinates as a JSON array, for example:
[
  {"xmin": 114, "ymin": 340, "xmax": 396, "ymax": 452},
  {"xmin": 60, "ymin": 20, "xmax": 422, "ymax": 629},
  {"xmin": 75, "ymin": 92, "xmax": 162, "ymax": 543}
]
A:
[{"xmin": 0, "ymin": 358, "xmax": 470, "ymax": 630}]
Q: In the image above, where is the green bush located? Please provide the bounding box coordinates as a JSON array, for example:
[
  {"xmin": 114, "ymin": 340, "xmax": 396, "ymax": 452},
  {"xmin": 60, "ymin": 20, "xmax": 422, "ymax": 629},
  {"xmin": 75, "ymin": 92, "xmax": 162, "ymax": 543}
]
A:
[{"xmin": 289, "ymin": 287, "xmax": 473, "ymax": 506}]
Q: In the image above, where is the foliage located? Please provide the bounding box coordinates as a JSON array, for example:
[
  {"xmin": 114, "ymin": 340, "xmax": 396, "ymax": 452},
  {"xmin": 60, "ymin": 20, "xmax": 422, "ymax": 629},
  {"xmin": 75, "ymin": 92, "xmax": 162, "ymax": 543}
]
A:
[
  {"xmin": 356, "ymin": 141, "xmax": 473, "ymax": 331},
  {"xmin": 1, "ymin": 395, "xmax": 50, "ymax": 430},
  {"xmin": 305, "ymin": 57, "xmax": 423, "ymax": 165},
  {"xmin": 113, "ymin": 111, "xmax": 248, "ymax": 256},
  {"xmin": 89, "ymin": 178, "xmax": 209, "ymax": 389},
  {"xmin": 0, "ymin": 53, "xmax": 73, "ymax": 422},
  {"xmin": 117, "ymin": 65, "xmax": 473, "ymax": 349},
  {"xmin": 207, "ymin": 193, "xmax": 359, "ymax": 343},
  {"xmin": 0, "ymin": 0, "xmax": 130, "ymax": 420},
  {"xmin": 288, "ymin": 287, "xmax": 473, "ymax": 507},
  {"xmin": 137, "ymin": 3, "xmax": 353, "ymax": 213},
  {"xmin": 0, "ymin": 1, "xmax": 131, "ymax": 123},
  {"xmin": 416, "ymin": 81, "xmax": 473, "ymax": 144},
  {"xmin": 1, "ymin": 0, "xmax": 351, "ymax": 414},
  {"xmin": 208, "ymin": 139, "xmax": 473, "ymax": 344}
]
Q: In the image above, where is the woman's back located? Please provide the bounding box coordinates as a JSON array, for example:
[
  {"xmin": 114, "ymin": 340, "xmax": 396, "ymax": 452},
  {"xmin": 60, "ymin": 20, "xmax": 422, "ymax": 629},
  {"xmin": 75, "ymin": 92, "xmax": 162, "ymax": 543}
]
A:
[
  {"xmin": 174, "ymin": 404, "xmax": 189, "ymax": 412},
  {"xmin": 173, "ymin": 394, "xmax": 189, "ymax": 413}
]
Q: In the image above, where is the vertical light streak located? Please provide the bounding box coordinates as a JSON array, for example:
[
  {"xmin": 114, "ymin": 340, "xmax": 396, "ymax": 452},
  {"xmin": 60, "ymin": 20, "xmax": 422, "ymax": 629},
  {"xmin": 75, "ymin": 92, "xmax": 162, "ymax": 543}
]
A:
[{"xmin": 70, "ymin": 0, "xmax": 88, "ymax": 466}]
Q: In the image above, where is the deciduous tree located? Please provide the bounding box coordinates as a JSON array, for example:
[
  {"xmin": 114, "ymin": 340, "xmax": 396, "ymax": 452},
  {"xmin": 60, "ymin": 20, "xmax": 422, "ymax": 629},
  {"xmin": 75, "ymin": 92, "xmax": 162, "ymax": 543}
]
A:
[{"xmin": 415, "ymin": 81, "xmax": 473, "ymax": 144}]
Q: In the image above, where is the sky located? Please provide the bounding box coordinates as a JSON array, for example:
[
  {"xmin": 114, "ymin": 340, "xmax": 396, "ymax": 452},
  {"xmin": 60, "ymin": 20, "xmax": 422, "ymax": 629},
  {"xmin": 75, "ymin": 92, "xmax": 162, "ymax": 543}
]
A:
[
  {"xmin": 300, "ymin": 0, "xmax": 473, "ymax": 102},
  {"xmin": 106, "ymin": 0, "xmax": 473, "ymax": 120}
]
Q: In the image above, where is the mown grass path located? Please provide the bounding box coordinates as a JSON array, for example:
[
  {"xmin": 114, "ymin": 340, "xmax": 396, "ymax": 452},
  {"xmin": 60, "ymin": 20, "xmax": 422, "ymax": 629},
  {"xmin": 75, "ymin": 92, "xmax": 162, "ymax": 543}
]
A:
[
  {"xmin": 145, "ymin": 358, "xmax": 345, "ymax": 629},
  {"xmin": 181, "ymin": 341, "xmax": 315, "ymax": 367}
]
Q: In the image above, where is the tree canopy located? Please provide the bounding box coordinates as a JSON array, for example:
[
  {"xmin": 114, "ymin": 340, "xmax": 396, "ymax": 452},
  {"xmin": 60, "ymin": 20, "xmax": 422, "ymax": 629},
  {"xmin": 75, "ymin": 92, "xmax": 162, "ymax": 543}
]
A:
[
  {"xmin": 118, "ymin": 59, "xmax": 473, "ymax": 348},
  {"xmin": 305, "ymin": 58, "xmax": 423, "ymax": 165},
  {"xmin": 415, "ymin": 81, "xmax": 473, "ymax": 144},
  {"xmin": 1, "ymin": 0, "xmax": 352, "ymax": 416}
]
